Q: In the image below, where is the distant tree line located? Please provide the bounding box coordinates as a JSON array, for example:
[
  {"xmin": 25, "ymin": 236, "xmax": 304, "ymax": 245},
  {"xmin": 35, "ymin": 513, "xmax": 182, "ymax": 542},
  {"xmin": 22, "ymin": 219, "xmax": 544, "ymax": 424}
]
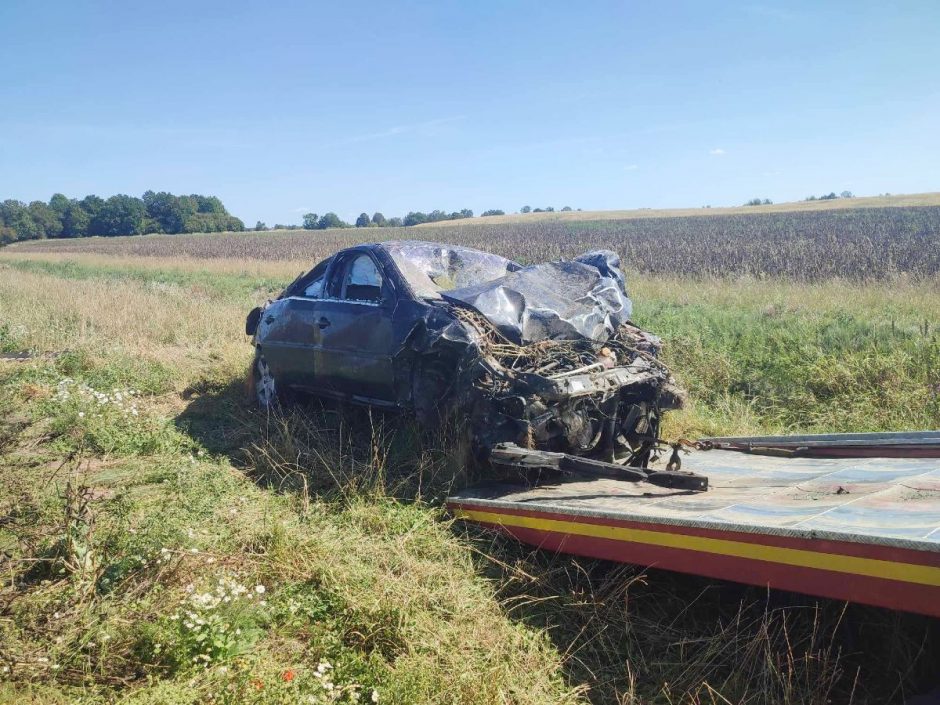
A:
[
  {"xmin": 285, "ymin": 208, "xmax": 497, "ymax": 231},
  {"xmin": 520, "ymin": 206, "xmax": 575, "ymax": 213},
  {"xmin": 257, "ymin": 204, "xmax": 578, "ymax": 232},
  {"xmin": 806, "ymin": 191, "xmax": 854, "ymax": 201},
  {"xmin": 0, "ymin": 191, "xmax": 244, "ymax": 245},
  {"xmin": 744, "ymin": 192, "xmax": 855, "ymax": 207}
]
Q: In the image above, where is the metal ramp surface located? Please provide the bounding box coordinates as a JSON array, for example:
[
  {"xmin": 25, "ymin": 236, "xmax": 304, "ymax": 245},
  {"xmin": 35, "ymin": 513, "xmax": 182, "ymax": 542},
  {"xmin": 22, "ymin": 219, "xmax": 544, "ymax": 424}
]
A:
[{"xmin": 447, "ymin": 444, "xmax": 940, "ymax": 617}]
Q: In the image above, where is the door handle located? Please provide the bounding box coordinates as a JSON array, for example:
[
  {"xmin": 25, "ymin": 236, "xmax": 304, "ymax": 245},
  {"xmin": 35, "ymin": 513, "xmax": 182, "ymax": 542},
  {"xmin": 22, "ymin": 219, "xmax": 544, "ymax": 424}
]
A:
[
  {"xmin": 264, "ymin": 314, "xmax": 276, "ymax": 324},
  {"xmin": 317, "ymin": 317, "xmax": 331, "ymax": 329}
]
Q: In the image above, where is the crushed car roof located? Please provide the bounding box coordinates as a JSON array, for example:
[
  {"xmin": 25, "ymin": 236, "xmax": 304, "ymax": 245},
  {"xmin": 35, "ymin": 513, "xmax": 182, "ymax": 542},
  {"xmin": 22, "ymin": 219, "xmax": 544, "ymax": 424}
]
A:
[{"xmin": 378, "ymin": 241, "xmax": 633, "ymax": 344}]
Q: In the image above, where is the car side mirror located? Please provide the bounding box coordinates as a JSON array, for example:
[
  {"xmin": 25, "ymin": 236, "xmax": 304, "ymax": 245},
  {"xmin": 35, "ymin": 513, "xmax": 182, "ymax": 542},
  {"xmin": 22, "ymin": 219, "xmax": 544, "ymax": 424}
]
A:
[{"xmin": 246, "ymin": 306, "xmax": 262, "ymax": 336}]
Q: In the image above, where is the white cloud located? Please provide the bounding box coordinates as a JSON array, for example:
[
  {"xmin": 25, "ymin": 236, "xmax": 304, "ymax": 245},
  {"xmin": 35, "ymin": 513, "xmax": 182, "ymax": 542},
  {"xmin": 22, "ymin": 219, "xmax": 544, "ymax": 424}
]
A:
[
  {"xmin": 293, "ymin": 206, "xmax": 311, "ymax": 213},
  {"xmin": 624, "ymin": 163, "xmax": 639, "ymax": 171},
  {"xmin": 709, "ymin": 148, "xmax": 726, "ymax": 156}
]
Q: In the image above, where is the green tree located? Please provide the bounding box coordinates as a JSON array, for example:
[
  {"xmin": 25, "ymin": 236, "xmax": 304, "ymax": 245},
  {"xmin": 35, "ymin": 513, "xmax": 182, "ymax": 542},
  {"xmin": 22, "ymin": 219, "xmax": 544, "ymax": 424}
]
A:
[
  {"xmin": 192, "ymin": 194, "xmax": 225, "ymax": 214},
  {"xmin": 62, "ymin": 202, "xmax": 90, "ymax": 237},
  {"xmin": 387, "ymin": 216, "xmax": 403, "ymax": 227},
  {"xmin": 355, "ymin": 212, "xmax": 371, "ymax": 228},
  {"xmin": 317, "ymin": 212, "xmax": 347, "ymax": 229},
  {"xmin": 255, "ymin": 221, "xmax": 268, "ymax": 231},
  {"xmin": 0, "ymin": 226, "xmax": 16, "ymax": 245},
  {"xmin": 28, "ymin": 201, "xmax": 62, "ymax": 238},
  {"xmin": 49, "ymin": 193, "xmax": 70, "ymax": 216},
  {"xmin": 185, "ymin": 215, "xmax": 242, "ymax": 233},
  {"xmin": 81, "ymin": 195, "xmax": 106, "ymax": 233},
  {"xmin": 0, "ymin": 200, "xmax": 40, "ymax": 241},
  {"xmin": 0, "ymin": 190, "xmax": 242, "ymax": 242},
  {"xmin": 142, "ymin": 218, "xmax": 164, "ymax": 234},
  {"xmin": 520, "ymin": 205, "xmax": 531, "ymax": 213},
  {"xmin": 481, "ymin": 209, "xmax": 504, "ymax": 216},
  {"xmin": 403, "ymin": 211, "xmax": 428, "ymax": 226},
  {"xmin": 371, "ymin": 212, "xmax": 386, "ymax": 227},
  {"xmin": 144, "ymin": 191, "xmax": 189, "ymax": 233},
  {"xmin": 302, "ymin": 213, "xmax": 319, "ymax": 229},
  {"xmin": 561, "ymin": 206, "xmax": 573, "ymax": 211},
  {"xmin": 97, "ymin": 195, "xmax": 145, "ymax": 236}
]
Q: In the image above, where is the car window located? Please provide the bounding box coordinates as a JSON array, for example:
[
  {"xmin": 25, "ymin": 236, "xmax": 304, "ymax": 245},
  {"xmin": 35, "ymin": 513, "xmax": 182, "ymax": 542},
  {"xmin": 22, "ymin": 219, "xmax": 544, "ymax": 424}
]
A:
[
  {"xmin": 303, "ymin": 275, "xmax": 324, "ymax": 298},
  {"xmin": 342, "ymin": 254, "xmax": 383, "ymax": 302},
  {"xmin": 286, "ymin": 257, "xmax": 330, "ymax": 299}
]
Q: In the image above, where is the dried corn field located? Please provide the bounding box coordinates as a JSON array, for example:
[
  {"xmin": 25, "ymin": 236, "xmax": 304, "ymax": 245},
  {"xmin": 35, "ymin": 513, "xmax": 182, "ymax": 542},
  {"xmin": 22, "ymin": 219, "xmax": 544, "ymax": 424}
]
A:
[{"xmin": 8, "ymin": 204, "xmax": 940, "ymax": 280}]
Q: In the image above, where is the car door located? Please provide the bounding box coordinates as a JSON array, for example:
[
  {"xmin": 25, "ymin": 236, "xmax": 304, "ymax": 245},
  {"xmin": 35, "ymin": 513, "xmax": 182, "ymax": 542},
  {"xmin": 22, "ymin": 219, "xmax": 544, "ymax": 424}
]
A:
[
  {"xmin": 313, "ymin": 251, "xmax": 397, "ymax": 403},
  {"xmin": 256, "ymin": 262, "xmax": 329, "ymax": 387}
]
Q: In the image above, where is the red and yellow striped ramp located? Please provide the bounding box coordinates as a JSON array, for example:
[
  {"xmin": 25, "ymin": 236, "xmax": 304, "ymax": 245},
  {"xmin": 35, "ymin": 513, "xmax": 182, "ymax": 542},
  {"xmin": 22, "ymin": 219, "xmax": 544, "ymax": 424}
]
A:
[{"xmin": 447, "ymin": 450, "xmax": 940, "ymax": 617}]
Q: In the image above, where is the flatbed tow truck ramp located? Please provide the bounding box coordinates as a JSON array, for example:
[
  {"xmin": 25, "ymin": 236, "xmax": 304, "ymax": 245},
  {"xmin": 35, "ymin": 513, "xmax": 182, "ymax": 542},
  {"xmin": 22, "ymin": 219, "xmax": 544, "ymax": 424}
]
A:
[{"xmin": 447, "ymin": 432, "xmax": 940, "ymax": 617}]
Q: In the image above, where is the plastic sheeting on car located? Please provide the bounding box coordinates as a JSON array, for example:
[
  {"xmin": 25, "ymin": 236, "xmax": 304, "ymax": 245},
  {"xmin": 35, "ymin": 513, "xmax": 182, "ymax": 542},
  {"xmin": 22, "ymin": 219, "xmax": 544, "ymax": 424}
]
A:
[{"xmin": 440, "ymin": 250, "xmax": 633, "ymax": 344}]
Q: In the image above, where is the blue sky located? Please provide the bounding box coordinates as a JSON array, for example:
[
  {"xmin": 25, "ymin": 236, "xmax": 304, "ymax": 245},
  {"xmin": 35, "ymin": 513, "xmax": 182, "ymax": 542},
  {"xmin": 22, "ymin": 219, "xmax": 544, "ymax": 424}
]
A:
[{"xmin": 1, "ymin": 1, "xmax": 938, "ymax": 225}]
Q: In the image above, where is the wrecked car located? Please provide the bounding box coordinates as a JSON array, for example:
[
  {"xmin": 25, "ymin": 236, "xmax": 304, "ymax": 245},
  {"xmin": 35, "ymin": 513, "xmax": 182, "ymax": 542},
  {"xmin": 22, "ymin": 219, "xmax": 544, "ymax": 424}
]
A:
[{"xmin": 246, "ymin": 241, "xmax": 703, "ymax": 489}]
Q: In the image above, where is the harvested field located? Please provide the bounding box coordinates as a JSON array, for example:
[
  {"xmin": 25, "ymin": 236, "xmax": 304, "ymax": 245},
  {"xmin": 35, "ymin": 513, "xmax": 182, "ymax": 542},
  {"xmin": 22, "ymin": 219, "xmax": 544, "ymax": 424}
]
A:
[{"xmin": 9, "ymin": 204, "xmax": 940, "ymax": 280}]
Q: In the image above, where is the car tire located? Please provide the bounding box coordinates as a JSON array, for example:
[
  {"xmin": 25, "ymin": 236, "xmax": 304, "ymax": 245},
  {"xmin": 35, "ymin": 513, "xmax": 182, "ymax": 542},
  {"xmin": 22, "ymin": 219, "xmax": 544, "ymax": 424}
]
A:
[{"xmin": 252, "ymin": 351, "xmax": 279, "ymax": 409}]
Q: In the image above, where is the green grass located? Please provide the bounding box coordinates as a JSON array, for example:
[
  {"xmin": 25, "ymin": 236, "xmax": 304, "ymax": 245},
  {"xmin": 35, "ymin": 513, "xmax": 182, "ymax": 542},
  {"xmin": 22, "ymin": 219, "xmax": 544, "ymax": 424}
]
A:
[
  {"xmin": 0, "ymin": 257, "xmax": 287, "ymax": 303},
  {"xmin": 634, "ymin": 293, "xmax": 940, "ymax": 435},
  {"xmin": 0, "ymin": 365, "xmax": 577, "ymax": 704},
  {"xmin": 1, "ymin": 257, "xmax": 939, "ymax": 704}
]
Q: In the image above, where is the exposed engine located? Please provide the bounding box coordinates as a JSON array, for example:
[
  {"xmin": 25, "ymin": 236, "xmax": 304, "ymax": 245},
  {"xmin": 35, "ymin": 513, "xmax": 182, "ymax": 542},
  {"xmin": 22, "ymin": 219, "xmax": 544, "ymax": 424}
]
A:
[{"xmin": 449, "ymin": 304, "xmax": 686, "ymax": 469}]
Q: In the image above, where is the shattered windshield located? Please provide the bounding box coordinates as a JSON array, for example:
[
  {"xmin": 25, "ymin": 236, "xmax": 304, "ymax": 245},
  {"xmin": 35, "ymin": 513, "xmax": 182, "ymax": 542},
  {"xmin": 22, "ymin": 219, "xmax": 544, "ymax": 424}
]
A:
[{"xmin": 383, "ymin": 241, "xmax": 519, "ymax": 299}]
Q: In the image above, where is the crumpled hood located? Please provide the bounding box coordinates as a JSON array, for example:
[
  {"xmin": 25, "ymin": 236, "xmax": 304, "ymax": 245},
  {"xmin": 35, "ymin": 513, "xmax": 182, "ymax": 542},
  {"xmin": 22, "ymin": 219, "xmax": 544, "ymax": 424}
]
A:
[{"xmin": 441, "ymin": 250, "xmax": 633, "ymax": 344}]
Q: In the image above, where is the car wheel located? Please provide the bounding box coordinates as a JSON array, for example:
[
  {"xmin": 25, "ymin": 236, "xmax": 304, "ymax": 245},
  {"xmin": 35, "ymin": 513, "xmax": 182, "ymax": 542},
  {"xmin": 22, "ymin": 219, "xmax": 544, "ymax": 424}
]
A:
[{"xmin": 253, "ymin": 352, "xmax": 279, "ymax": 408}]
